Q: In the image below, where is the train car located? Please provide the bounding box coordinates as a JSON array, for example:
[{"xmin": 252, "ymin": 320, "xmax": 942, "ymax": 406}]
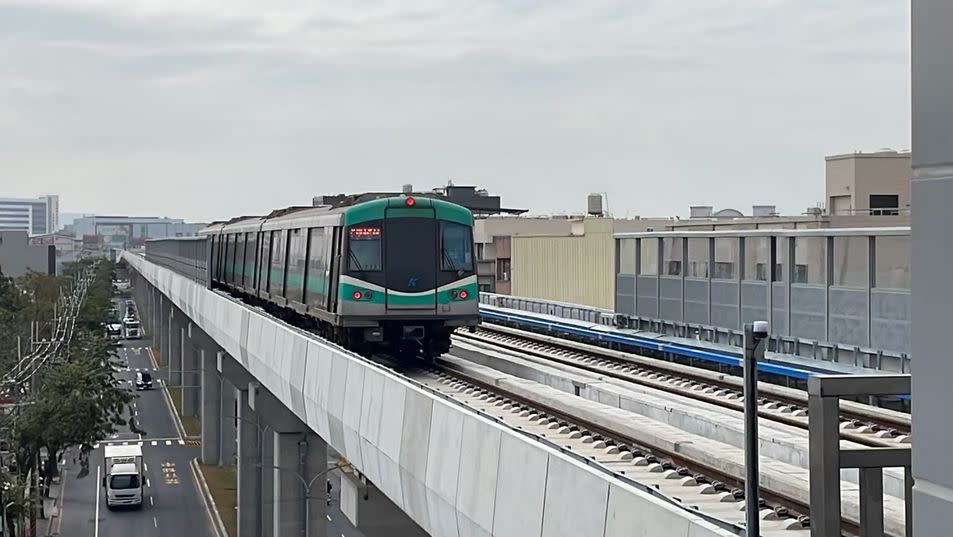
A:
[{"xmin": 200, "ymin": 194, "xmax": 479, "ymax": 357}]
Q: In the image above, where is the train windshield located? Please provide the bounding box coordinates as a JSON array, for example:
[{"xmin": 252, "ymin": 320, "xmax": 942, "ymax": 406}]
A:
[
  {"xmin": 440, "ymin": 221, "xmax": 473, "ymax": 271},
  {"xmin": 348, "ymin": 226, "xmax": 382, "ymax": 271}
]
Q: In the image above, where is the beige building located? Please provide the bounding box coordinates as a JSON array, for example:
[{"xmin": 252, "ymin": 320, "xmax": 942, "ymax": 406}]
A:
[
  {"xmin": 826, "ymin": 150, "xmax": 911, "ymax": 216},
  {"xmin": 511, "ymin": 218, "xmax": 621, "ymax": 310},
  {"xmin": 475, "ymin": 215, "xmax": 662, "ymax": 308}
]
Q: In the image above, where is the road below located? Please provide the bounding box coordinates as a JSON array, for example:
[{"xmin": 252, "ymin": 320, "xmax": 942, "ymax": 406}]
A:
[{"xmin": 54, "ymin": 331, "xmax": 215, "ymax": 537}]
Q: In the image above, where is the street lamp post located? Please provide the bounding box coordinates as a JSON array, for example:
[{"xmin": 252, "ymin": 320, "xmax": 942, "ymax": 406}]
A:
[
  {"xmin": 227, "ymin": 414, "xmax": 270, "ymax": 537},
  {"xmin": 263, "ymin": 462, "xmax": 349, "ymax": 537},
  {"xmin": 743, "ymin": 321, "xmax": 769, "ymax": 537}
]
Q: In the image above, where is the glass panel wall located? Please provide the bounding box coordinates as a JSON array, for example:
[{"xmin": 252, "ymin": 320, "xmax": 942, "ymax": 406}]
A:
[
  {"xmin": 713, "ymin": 238, "xmax": 738, "ymax": 280},
  {"xmin": 639, "ymin": 238, "xmax": 658, "ymax": 276},
  {"xmin": 662, "ymin": 237, "xmax": 682, "ymax": 276},
  {"xmin": 793, "ymin": 237, "xmax": 826, "ymax": 284},
  {"xmin": 744, "ymin": 237, "xmax": 770, "ymax": 281},
  {"xmin": 618, "ymin": 239, "xmax": 636, "ymax": 274},
  {"xmin": 833, "ymin": 236, "xmax": 867, "ymax": 287},
  {"xmin": 686, "ymin": 238, "xmax": 709, "ymax": 278},
  {"xmin": 875, "ymin": 236, "xmax": 911, "ymax": 289}
]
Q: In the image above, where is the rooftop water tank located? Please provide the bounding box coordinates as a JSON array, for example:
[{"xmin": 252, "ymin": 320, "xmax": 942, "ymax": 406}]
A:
[{"xmin": 587, "ymin": 193, "xmax": 604, "ymax": 216}]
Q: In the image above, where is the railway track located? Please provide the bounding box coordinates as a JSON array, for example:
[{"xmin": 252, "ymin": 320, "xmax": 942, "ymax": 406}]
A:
[
  {"xmin": 455, "ymin": 324, "xmax": 911, "ymax": 448},
  {"xmin": 400, "ymin": 362, "xmax": 817, "ymax": 536}
]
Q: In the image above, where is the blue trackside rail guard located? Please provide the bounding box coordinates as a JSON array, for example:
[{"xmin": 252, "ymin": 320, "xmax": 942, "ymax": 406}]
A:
[
  {"xmin": 479, "ymin": 309, "xmax": 810, "ymax": 379},
  {"xmin": 480, "ymin": 309, "xmax": 912, "ymax": 399}
]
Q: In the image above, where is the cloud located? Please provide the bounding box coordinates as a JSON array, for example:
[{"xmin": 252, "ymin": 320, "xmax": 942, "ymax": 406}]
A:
[{"xmin": 0, "ymin": 0, "xmax": 910, "ymax": 221}]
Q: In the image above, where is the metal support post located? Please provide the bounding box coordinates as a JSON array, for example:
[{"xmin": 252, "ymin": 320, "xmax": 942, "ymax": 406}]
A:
[
  {"xmin": 743, "ymin": 321, "xmax": 768, "ymax": 537},
  {"xmin": 859, "ymin": 468, "xmax": 884, "ymax": 537},
  {"xmin": 808, "ymin": 383, "xmax": 842, "ymax": 537}
]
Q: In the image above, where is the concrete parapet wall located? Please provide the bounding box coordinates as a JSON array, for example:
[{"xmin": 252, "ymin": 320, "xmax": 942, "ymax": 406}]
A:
[{"xmin": 121, "ymin": 252, "xmax": 737, "ymax": 537}]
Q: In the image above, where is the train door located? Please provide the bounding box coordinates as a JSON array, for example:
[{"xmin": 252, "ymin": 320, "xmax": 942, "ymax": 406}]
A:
[
  {"xmin": 327, "ymin": 227, "xmax": 342, "ymax": 313},
  {"xmin": 383, "ymin": 208, "xmax": 437, "ymax": 310}
]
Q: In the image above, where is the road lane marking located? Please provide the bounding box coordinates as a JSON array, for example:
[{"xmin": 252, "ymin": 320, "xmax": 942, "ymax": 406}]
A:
[
  {"xmin": 154, "ymin": 516, "xmax": 158, "ymax": 528},
  {"xmin": 146, "ymin": 478, "xmax": 151, "ymax": 488},
  {"xmin": 178, "ymin": 440, "xmax": 184, "ymax": 446},
  {"xmin": 150, "ymin": 496, "xmax": 154, "ymax": 506},
  {"xmin": 161, "ymin": 462, "xmax": 179, "ymax": 485},
  {"xmin": 327, "ymin": 515, "xmax": 331, "ymax": 521},
  {"xmin": 152, "ymin": 441, "xmax": 158, "ymax": 446},
  {"xmin": 95, "ymin": 465, "xmax": 101, "ymax": 537},
  {"xmin": 166, "ymin": 440, "xmax": 171, "ymax": 446},
  {"xmin": 144, "ymin": 463, "xmax": 149, "ymax": 472}
]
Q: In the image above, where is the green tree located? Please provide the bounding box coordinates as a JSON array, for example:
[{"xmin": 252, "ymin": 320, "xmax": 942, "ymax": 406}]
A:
[
  {"xmin": 16, "ymin": 271, "xmax": 63, "ymax": 342},
  {"xmin": 0, "ymin": 270, "xmax": 27, "ymax": 372}
]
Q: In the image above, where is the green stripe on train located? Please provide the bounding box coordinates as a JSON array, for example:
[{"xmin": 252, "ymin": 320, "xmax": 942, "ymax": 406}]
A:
[
  {"xmin": 340, "ymin": 280, "xmax": 478, "ymax": 305},
  {"xmin": 343, "ymin": 197, "xmax": 473, "ymax": 226}
]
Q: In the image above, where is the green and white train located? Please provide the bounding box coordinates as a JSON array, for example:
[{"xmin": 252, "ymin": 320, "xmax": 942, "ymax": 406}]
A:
[{"xmin": 200, "ymin": 194, "xmax": 479, "ymax": 357}]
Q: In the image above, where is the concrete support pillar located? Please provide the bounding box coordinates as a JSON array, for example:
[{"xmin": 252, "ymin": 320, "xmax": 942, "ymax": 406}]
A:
[
  {"xmin": 236, "ymin": 389, "xmax": 260, "ymax": 537},
  {"xmin": 221, "ymin": 378, "xmax": 238, "ymax": 466},
  {"xmin": 182, "ymin": 322, "xmax": 198, "ymax": 417},
  {"xmin": 912, "ymin": 1, "xmax": 953, "ymax": 533},
  {"xmin": 167, "ymin": 309, "xmax": 179, "ymax": 386},
  {"xmin": 340, "ymin": 474, "xmax": 428, "ymax": 537},
  {"xmin": 157, "ymin": 294, "xmax": 165, "ymax": 354},
  {"xmin": 273, "ymin": 432, "xmax": 305, "ymax": 537},
  {"xmin": 260, "ymin": 428, "xmax": 275, "ymax": 537},
  {"xmin": 304, "ymin": 433, "xmax": 328, "ymax": 537},
  {"xmin": 200, "ymin": 348, "xmax": 221, "ymax": 465}
]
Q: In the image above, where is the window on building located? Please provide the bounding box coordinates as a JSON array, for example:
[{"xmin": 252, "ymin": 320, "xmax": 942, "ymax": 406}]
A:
[
  {"xmin": 497, "ymin": 259, "xmax": 511, "ymax": 281},
  {"xmin": 475, "ymin": 243, "xmax": 485, "ymax": 261},
  {"xmin": 869, "ymin": 194, "xmax": 900, "ymax": 216},
  {"xmin": 639, "ymin": 238, "xmax": 658, "ymax": 276},
  {"xmin": 478, "ymin": 284, "xmax": 492, "ymax": 293}
]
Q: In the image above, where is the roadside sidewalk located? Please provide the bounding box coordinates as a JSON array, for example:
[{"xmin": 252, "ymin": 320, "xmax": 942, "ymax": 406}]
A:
[{"xmin": 41, "ymin": 451, "xmax": 72, "ymax": 536}]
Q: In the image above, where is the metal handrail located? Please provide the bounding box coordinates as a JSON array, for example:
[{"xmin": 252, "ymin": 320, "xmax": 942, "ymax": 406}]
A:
[{"xmin": 808, "ymin": 374, "xmax": 912, "ymax": 537}]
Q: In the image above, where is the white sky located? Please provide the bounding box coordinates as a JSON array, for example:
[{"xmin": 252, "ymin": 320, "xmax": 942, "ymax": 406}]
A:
[{"xmin": 0, "ymin": 0, "xmax": 910, "ymax": 222}]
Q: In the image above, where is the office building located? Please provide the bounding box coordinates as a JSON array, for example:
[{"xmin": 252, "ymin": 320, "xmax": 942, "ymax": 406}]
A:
[
  {"xmin": 826, "ymin": 149, "xmax": 911, "ymax": 216},
  {"xmin": 0, "ymin": 195, "xmax": 59, "ymax": 235},
  {"xmin": 71, "ymin": 215, "xmax": 207, "ymax": 249}
]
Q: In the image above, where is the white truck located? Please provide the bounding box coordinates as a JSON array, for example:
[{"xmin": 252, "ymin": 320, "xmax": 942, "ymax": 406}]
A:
[
  {"xmin": 122, "ymin": 318, "xmax": 141, "ymax": 339},
  {"xmin": 103, "ymin": 444, "xmax": 143, "ymax": 509}
]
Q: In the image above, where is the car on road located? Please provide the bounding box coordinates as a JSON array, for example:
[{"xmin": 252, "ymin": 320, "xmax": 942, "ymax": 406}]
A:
[{"xmin": 135, "ymin": 371, "xmax": 153, "ymax": 390}]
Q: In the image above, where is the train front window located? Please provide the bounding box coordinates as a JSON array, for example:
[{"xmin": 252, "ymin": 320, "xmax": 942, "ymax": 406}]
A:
[
  {"xmin": 348, "ymin": 225, "xmax": 382, "ymax": 272},
  {"xmin": 440, "ymin": 221, "xmax": 473, "ymax": 271}
]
